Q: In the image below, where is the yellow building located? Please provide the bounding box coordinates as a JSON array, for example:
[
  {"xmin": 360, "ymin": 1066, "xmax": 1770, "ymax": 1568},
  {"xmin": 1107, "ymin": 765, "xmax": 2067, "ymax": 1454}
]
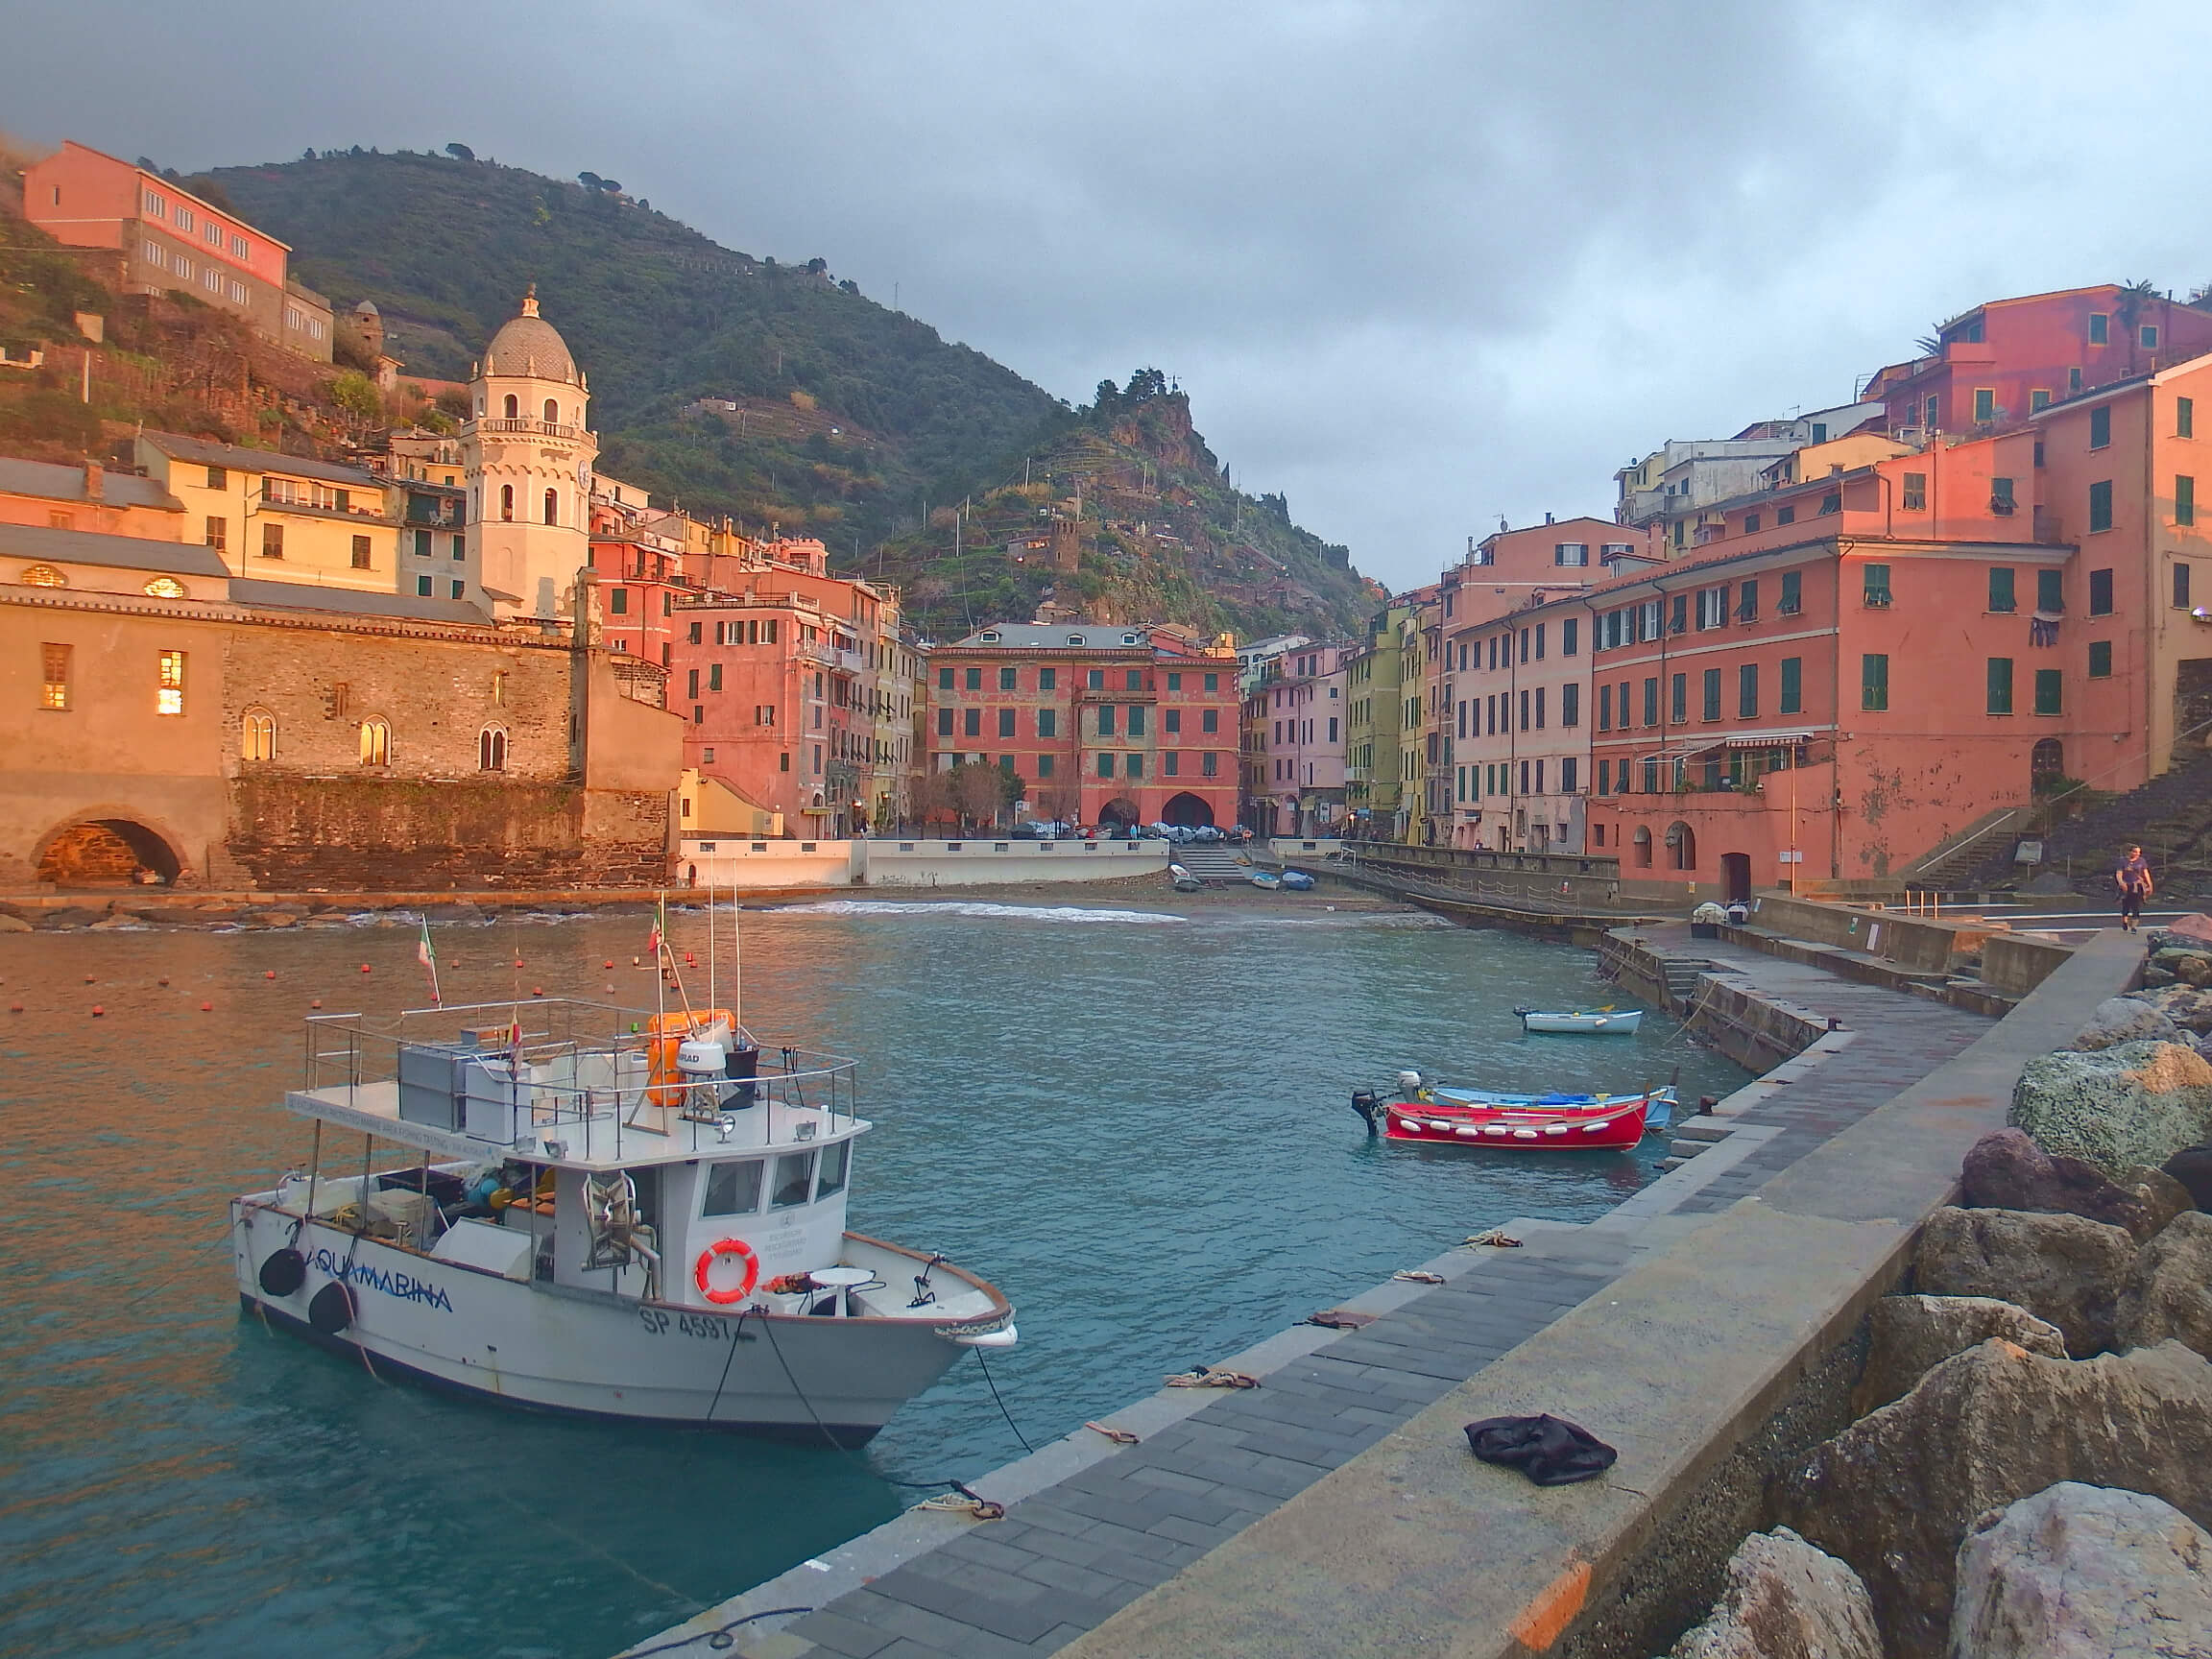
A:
[{"xmin": 137, "ymin": 431, "xmax": 403, "ymax": 595}]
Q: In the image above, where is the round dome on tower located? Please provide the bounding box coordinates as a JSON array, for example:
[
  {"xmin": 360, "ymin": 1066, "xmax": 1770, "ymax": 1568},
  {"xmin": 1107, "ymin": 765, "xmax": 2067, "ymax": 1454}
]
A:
[{"xmin": 482, "ymin": 285, "xmax": 577, "ymax": 383}]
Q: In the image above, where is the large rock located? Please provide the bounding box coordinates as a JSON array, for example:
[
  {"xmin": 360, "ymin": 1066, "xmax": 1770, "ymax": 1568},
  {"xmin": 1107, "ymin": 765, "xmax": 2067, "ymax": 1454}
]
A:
[
  {"xmin": 2127, "ymin": 984, "xmax": 2212, "ymax": 1036},
  {"xmin": 1948, "ymin": 1481, "xmax": 2212, "ymax": 1659},
  {"xmin": 1916, "ymin": 1207, "xmax": 2136, "ymax": 1357},
  {"xmin": 1960, "ymin": 1129, "xmax": 2154, "ymax": 1237},
  {"xmin": 2116, "ymin": 1213, "xmax": 2212, "ymax": 1359},
  {"xmin": 2009, "ymin": 1041, "xmax": 2212, "ymax": 1179},
  {"xmin": 1667, "ymin": 1526, "xmax": 1882, "ymax": 1659},
  {"xmin": 2168, "ymin": 1145, "xmax": 2212, "ymax": 1213},
  {"xmin": 1778, "ymin": 1339, "xmax": 2212, "ymax": 1658},
  {"xmin": 2074, "ymin": 997, "xmax": 2183, "ymax": 1050},
  {"xmin": 2124, "ymin": 1166, "xmax": 2197, "ymax": 1238},
  {"xmin": 1856, "ymin": 1294, "xmax": 2067, "ymax": 1414},
  {"xmin": 2161, "ymin": 913, "xmax": 2212, "ymax": 948}
]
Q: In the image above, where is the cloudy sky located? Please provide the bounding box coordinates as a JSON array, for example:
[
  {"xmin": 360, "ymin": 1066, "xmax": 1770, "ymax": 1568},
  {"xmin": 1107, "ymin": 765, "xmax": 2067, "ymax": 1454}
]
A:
[{"xmin": 11, "ymin": 0, "xmax": 2209, "ymax": 589}]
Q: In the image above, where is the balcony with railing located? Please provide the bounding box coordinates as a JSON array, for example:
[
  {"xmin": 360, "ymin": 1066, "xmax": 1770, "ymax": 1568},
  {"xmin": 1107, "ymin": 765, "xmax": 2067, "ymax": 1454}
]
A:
[{"xmin": 469, "ymin": 418, "xmax": 585, "ymax": 441}]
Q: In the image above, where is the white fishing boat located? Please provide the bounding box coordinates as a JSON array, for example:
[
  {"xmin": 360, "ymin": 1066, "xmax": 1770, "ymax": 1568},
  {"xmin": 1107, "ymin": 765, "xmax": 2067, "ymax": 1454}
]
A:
[
  {"xmin": 229, "ymin": 926, "xmax": 1015, "ymax": 1443},
  {"xmin": 1514, "ymin": 1006, "xmax": 1645, "ymax": 1035}
]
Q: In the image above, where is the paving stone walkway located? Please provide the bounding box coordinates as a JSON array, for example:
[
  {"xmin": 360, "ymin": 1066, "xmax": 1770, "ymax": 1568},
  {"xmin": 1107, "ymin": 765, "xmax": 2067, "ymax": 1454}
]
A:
[
  {"xmin": 633, "ymin": 923, "xmax": 2002, "ymax": 1659},
  {"xmin": 1642, "ymin": 926, "xmax": 1996, "ymax": 1216},
  {"xmin": 774, "ymin": 1240, "xmax": 1638, "ymax": 1659}
]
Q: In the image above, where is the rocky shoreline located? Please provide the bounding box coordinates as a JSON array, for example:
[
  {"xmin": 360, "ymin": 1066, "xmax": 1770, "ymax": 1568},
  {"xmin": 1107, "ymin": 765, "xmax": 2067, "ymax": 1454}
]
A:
[{"xmin": 1660, "ymin": 921, "xmax": 2212, "ymax": 1658}]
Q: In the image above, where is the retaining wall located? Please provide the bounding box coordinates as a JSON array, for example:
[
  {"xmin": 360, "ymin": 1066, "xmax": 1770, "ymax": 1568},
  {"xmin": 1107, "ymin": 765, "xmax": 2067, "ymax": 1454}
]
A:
[{"xmin": 678, "ymin": 836, "xmax": 1169, "ymax": 890}]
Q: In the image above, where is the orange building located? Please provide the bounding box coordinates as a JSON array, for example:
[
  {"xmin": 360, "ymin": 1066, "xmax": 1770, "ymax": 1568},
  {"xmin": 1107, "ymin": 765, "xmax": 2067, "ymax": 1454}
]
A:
[
  {"xmin": 1575, "ymin": 428, "xmax": 2107, "ymax": 895},
  {"xmin": 1864, "ymin": 284, "xmax": 2212, "ymax": 444},
  {"xmin": 23, "ymin": 141, "xmax": 334, "ymax": 360},
  {"xmin": 2032, "ymin": 352, "xmax": 2212, "ymax": 783},
  {"xmin": 926, "ymin": 623, "xmax": 1242, "ymax": 830}
]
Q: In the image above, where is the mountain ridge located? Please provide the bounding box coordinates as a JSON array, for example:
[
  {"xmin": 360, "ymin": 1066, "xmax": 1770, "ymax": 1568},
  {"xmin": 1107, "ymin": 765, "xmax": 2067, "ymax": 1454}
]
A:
[{"xmin": 189, "ymin": 148, "xmax": 1379, "ymax": 638}]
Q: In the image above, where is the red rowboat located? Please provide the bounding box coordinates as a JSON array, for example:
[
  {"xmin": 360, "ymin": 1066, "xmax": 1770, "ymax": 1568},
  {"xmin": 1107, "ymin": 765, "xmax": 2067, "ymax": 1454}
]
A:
[{"xmin": 1358, "ymin": 1080, "xmax": 1669, "ymax": 1150}]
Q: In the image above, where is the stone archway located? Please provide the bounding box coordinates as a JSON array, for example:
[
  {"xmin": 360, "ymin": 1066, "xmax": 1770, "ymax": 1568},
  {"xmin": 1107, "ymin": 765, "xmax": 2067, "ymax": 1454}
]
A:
[
  {"xmin": 1161, "ymin": 791, "xmax": 1215, "ymax": 829},
  {"xmin": 1097, "ymin": 796, "xmax": 1141, "ymax": 830},
  {"xmin": 36, "ymin": 817, "xmax": 183, "ymax": 886}
]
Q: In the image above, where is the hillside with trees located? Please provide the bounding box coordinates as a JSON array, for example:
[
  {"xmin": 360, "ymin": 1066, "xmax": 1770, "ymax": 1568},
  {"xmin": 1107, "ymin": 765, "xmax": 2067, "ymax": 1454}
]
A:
[{"xmin": 5, "ymin": 139, "xmax": 1382, "ymax": 641}]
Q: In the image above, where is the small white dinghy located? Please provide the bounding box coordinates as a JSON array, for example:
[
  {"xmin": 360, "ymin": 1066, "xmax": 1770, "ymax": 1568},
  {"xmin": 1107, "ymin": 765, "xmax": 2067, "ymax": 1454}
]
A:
[{"xmin": 1515, "ymin": 1006, "xmax": 1645, "ymax": 1035}]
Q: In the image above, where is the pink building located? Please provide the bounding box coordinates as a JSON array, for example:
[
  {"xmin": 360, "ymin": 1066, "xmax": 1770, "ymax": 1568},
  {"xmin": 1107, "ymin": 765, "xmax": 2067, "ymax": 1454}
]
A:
[
  {"xmin": 1243, "ymin": 642, "xmax": 1358, "ymax": 834},
  {"xmin": 23, "ymin": 141, "xmax": 334, "ymax": 359},
  {"xmin": 1436, "ymin": 517, "xmax": 1651, "ymax": 849}
]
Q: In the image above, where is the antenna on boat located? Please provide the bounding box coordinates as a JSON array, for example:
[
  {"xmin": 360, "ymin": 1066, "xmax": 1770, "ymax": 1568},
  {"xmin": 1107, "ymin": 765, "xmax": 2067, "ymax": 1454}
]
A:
[{"xmin": 706, "ymin": 875, "xmax": 715, "ymax": 1013}]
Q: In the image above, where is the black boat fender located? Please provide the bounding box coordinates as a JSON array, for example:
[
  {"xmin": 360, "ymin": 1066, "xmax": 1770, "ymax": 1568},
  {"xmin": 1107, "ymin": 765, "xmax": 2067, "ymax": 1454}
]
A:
[
  {"xmin": 256, "ymin": 1248, "xmax": 307, "ymax": 1297},
  {"xmin": 308, "ymin": 1282, "xmax": 356, "ymax": 1335}
]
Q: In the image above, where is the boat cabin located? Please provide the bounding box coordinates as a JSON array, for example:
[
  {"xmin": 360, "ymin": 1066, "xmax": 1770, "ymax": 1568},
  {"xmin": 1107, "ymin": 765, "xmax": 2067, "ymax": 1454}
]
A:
[{"xmin": 285, "ymin": 999, "xmax": 869, "ymax": 1310}]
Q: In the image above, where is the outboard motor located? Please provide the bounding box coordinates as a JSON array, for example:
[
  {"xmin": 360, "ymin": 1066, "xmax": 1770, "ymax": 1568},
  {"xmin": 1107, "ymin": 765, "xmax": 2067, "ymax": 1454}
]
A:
[
  {"xmin": 1351, "ymin": 1088, "xmax": 1382, "ymax": 1135},
  {"xmin": 1396, "ymin": 1069, "xmax": 1424, "ymax": 1099}
]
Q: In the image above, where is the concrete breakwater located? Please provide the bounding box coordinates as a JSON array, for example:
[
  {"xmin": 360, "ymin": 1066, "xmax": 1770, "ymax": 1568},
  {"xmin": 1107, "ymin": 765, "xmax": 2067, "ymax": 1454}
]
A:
[{"xmin": 623, "ymin": 908, "xmax": 2097, "ymax": 1658}]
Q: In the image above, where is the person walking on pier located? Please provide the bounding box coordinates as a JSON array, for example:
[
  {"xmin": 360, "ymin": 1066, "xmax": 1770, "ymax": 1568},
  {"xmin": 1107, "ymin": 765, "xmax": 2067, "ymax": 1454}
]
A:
[{"xmin": 2116, "ymin": 843, "xmax": 2155, "ymax": 932}]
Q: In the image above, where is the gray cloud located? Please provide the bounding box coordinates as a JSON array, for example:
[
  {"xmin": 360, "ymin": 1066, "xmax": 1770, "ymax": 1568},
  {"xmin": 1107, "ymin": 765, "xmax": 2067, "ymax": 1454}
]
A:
[{"xmin": 10, "ymin": 0, "xmax": 2208, "ymax": 588}]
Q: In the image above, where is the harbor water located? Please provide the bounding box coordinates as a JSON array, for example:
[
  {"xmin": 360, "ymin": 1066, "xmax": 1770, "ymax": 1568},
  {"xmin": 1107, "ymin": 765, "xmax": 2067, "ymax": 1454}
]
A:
[{"xmin": 0, "ymin": 897, "xmax": 1747, "ymax": 1658}]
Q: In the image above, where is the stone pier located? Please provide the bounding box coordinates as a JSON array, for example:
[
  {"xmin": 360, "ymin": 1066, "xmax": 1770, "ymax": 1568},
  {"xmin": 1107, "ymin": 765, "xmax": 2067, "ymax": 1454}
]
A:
[{"xmin": 620, "ymin": 922, "xmax": 2135, "ymax": 1659}]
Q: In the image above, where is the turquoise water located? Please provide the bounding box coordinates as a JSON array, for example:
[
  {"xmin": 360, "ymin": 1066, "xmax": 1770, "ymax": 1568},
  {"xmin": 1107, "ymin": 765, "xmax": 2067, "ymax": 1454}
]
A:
[{"xmin": 0, "ymin": 899, "xmax": 1745, "ymax": 1657}]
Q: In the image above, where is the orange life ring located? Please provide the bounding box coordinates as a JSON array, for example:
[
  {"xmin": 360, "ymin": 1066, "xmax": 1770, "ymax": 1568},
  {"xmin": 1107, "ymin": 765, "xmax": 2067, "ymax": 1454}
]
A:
[{"xmin": 695, "ymin": 1238, "xmax": 760, "ymax": 1304}]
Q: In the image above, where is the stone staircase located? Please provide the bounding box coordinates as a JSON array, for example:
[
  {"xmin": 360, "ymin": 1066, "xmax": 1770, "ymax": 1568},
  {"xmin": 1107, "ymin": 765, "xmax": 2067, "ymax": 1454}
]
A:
[
  {"xmin": 1658, "ymin": 956, "xmax": 1714, "ymax": 1014},
  {"xmin": 1172, "ymin": 844, "xmax": 1252, "ymax": 884},
  {"xmin": 1901, "ymin": 805, "xmax": 2034, "ymax": 891},
  {"xmin": 1965, "ymin": 753, "xmax": 2212, "ymax": 898}
]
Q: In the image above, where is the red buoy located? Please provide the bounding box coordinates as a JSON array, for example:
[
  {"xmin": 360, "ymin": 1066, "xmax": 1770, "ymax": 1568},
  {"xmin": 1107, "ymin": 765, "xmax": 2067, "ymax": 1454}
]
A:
[
  {"xmin": 514, "ymin": 958, "xmax": 524, "ymax": 969},
  {"xmin": 685, "ymin": 952, "xmax": 696, "ymax": 965},
  {"xmin": 201, "ymin": 1001, "xmax": 213, "ymax": 1011},
  {"xmin": 9, "ymin": 1002, "xmax": 23, "ymax": 1014},
  {"xmin": 265, "ymin": 970, "xmax": 277, "ymax": 980},
  {"xmin": 90, "ymin": 1004, "xmax": 105, "ymax": 1017},
  {"xmin": 84, "ymin": 974, "xmax": 95, "ymax": 985},
  {"xmin": 157, "ymin": 976, "xmax": 170, "ymax": 987},
  {"xmin": 531, "ymin": 986, "xmax": 545, "ymax": 997},
  {"xmin": 310, "ymin": 998, "xmax": 323, "ymax": 1009},
  {"xmin": 360, "ymin": 964, "xmax": 373, "ymax": 974},
  {"xmin": 604, "ymin": 960, "xmax": 614, "ymax": 970}
]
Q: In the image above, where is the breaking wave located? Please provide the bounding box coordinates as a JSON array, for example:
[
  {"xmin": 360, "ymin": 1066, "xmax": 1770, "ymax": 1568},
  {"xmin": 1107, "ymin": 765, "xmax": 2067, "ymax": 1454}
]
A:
[{"xmin": 766, "ymin": 900, "xmax": 1187, "ymax": 925}]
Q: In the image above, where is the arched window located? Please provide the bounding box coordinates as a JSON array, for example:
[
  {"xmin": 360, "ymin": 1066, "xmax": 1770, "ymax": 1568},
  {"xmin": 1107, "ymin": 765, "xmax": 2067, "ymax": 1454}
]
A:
[
  {"xmin": 499, "ymin": 484, "xmax": 515, "ymax": 521},
  {"xmin": 542, "ymin": 488, "xmax": 558, "ymax": 525},
  {"xmin": 542, "ymin": 397, "xmax": 559, "ymax": 424},
  {"xmin": 2032, "ymin": 738, "xmax": 2064, "ymax": 782},
  {"xmin": 479, "ymin": 727, "xmax": 508, "ymax": 771},
  {"xmin": 1667, "ymin": 821, "xmax": 1697, "ymax": 871},
  {"xmin": 502, "ymin": 393, "xmax": 518, "ymax": 419},
  {"xmin": 1632, "ymin": 826, "xmax": 1653, "ymax": 868},
  {"xmin": 143, "ymin": 576, "xmax": 187, "ymax": 598},
  {"xmin": 242, "ymin": 708, "xmax": 276, "ymax": 761},
  {"xmin": 359, "ymin": 718, "xmax": 390, "ymax": 766},
  {"xmin": 19, "ymin": 564, "xmax": 66, "ymax": 588}
]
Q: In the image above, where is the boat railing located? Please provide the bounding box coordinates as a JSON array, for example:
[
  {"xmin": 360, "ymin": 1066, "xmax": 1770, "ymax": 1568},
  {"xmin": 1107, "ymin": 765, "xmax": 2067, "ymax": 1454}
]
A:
[{"xmin": 300, "ymin": 999, "xmax": 861, "ymax": 1163}]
